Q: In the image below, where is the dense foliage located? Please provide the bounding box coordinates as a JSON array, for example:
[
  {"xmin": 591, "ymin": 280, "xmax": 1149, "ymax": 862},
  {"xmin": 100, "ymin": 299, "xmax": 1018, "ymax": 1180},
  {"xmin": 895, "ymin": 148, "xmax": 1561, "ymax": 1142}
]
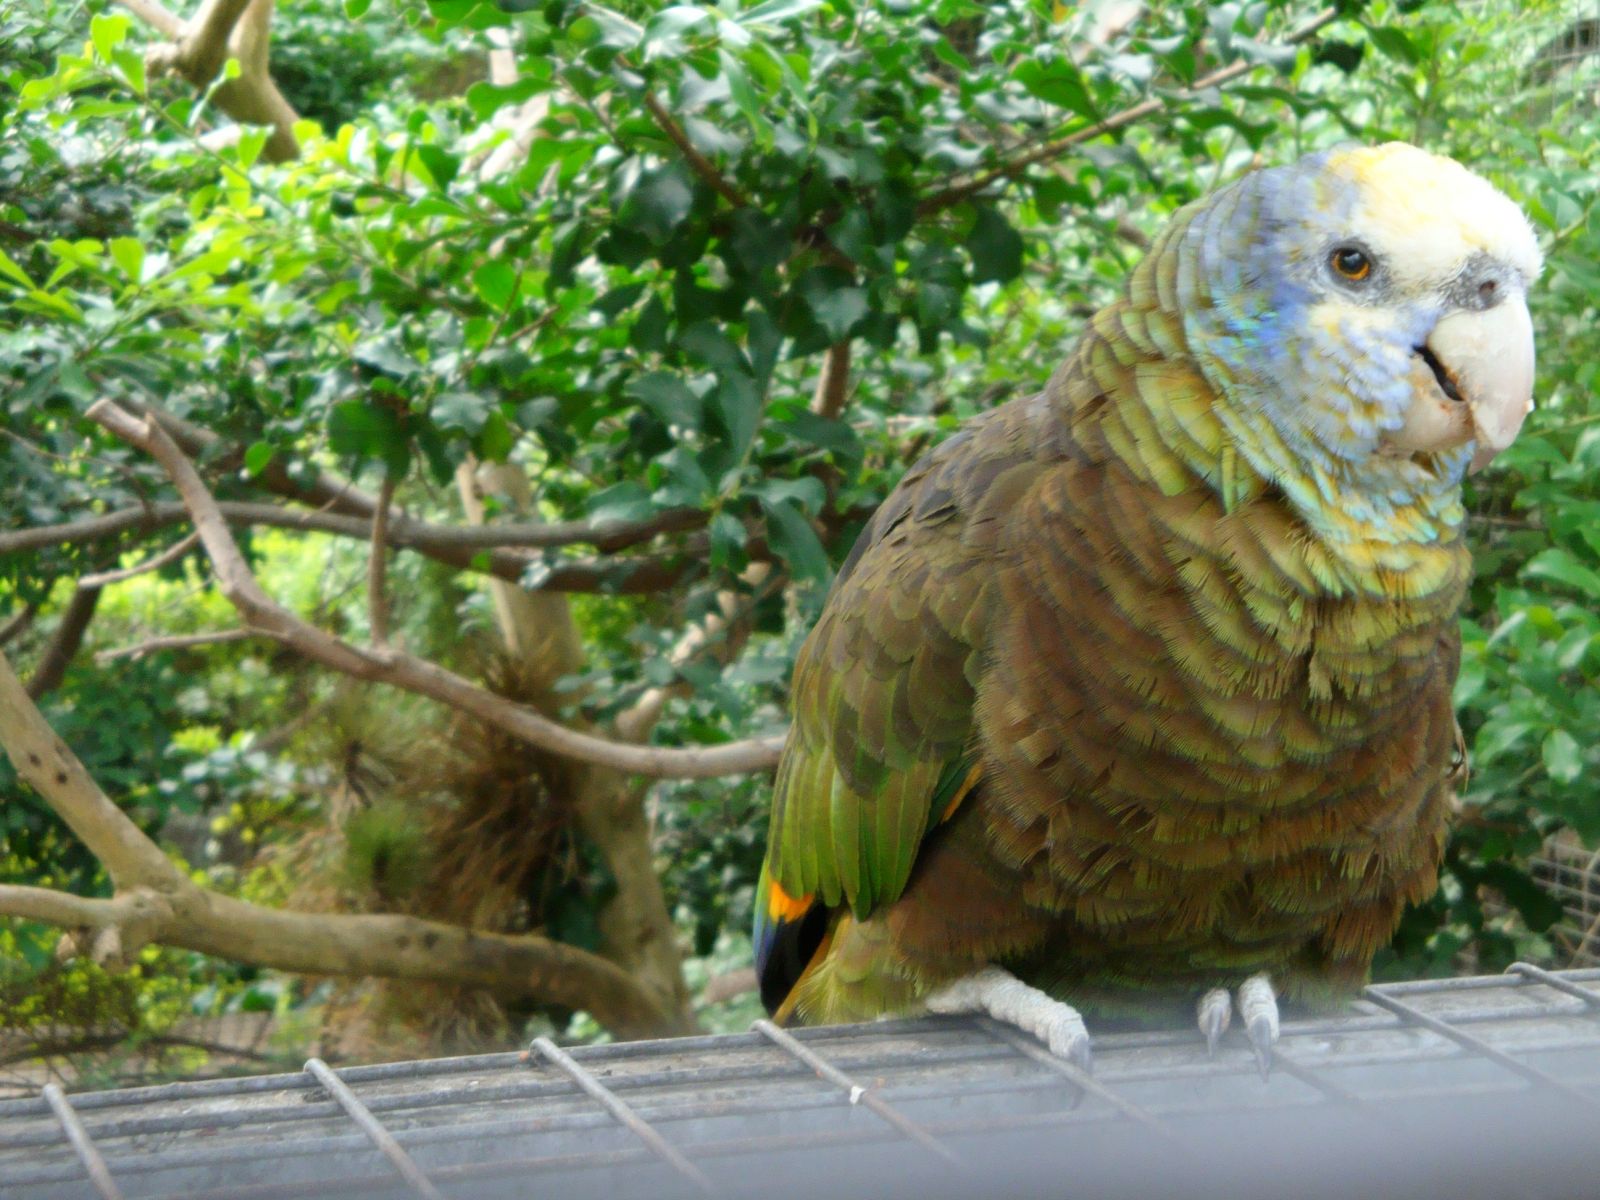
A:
[{"xmin": 3, "ymin": 0, "xmax": 1600, "ymax": 1079}]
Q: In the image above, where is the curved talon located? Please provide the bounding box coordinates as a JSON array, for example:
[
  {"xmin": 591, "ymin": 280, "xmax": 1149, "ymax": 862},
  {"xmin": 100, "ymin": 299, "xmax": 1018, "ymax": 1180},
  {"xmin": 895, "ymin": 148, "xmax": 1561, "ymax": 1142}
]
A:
[
  {"xmin": 1197, "ymin": 987, "xmax": 1231, "ymax": 1057},
  {"xmin": 1246, "ymin": 1014, "xmax": 1275, "ymax": 1079},
  {"xmin": 1237, "ymin": 973, "xmax": 1280, "ymax": 1081}
]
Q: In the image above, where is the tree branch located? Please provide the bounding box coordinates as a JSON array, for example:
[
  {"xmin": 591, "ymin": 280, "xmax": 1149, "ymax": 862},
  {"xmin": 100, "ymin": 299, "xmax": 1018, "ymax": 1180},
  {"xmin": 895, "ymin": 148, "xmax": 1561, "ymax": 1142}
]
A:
[
  {"xmin": 810, "ymin": 341, "xmax": 853, "ymax": 419},
  {"xmin": 916, "ymin": 6, "xmax": 1341, "ymax": 215},
  {"xmin": 0, "ymin": 649, "xmax": 683, "ymax": 1036},
  {"xmin": 642, "ymin": 92, "xmax": 749, "ymax": 209},
  {"xmin": 79, "ymin": 531, "xmax": 199, "ymax": 588},
  {"xmin": 1, "ymin": 501, "xmax": 711, "ymax": 591},
  {"xmin": 123, "ymin": 0, "xmax": 300, "ymax": 163},
  {"xmin": 88, "ymin": 400, "xmax": 784, "ymax": 779},
  {"xmin": 96, "ymin": 628, "xmax": 258, "ymax": 663},
  {"xmin": 0, "ymin": 605, "xmax": 38, "ymax": 648},
  {"xmin": 2, "ymin": 497, "xmax": 705, "ymax": 559},
  {"xmin": 0, "ymin": 652, "xmax": 180, "ymax": 890},
  {"xmin": 25, "ymin": 586, "xmax": 103, "ymax": 701},
  {"xmin": 368, "ymin": 477, "xmax": 396, "ymax": 646}
]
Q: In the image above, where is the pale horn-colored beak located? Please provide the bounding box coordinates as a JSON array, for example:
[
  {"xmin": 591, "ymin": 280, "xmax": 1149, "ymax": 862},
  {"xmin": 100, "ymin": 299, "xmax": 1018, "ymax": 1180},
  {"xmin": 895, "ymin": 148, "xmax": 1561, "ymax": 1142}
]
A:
[{"xmin": 1387, "ymin": 294, "xmax": 1536, "ymax": 471}]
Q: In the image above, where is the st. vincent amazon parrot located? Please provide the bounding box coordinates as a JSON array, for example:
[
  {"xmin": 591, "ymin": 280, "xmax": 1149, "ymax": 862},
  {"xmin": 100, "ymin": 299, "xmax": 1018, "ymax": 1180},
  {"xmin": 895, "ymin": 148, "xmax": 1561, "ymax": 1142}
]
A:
[{"xmin": 753, "ymin": 143, "xmax": 1541, "ymax": 1071}]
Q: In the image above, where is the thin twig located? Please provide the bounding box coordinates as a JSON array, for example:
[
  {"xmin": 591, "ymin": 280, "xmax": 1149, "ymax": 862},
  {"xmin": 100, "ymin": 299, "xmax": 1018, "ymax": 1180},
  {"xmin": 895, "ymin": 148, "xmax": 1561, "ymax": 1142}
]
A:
[
  {"xmin": 917, "ymin": 6, "xmax": 1341, "ymax": 214},
  {"xmin": 96, "ymin": 628, "xmax": 257, "ymax": 663},
  {"xmin": 368, "ymin": 476, "xmax": 396, "ymax": 647},
  {"xmin": 642, "ymin": 92, "xmax": 749, "ymax": 208},
  {"xmin": 79, "ymin": 532, "xmax": 200, "ymax": 588}
]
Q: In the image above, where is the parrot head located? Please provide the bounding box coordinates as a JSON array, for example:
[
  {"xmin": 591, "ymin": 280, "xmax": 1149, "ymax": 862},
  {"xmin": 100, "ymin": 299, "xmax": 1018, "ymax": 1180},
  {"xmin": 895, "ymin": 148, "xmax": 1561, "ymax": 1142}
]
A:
[{"xmin": 1181, "ymin": 142, "xmax": 1541, "ymax": 529}]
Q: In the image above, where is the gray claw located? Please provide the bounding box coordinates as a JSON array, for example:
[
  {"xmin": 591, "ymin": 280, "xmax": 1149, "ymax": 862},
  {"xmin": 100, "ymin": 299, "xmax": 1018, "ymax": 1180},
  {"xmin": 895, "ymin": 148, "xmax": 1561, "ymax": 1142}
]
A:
[
  {"xmin": 1247, "ymin": 1014, "xmax": 1274, "ymax": 1080},
  {"xmin": 1197, "ymin": 987, "xmax": 1231, "ymax": 1057},
  {"xmin": 1068, "ymin": 1037, "xmax": 1094, "ymax": 1076}
]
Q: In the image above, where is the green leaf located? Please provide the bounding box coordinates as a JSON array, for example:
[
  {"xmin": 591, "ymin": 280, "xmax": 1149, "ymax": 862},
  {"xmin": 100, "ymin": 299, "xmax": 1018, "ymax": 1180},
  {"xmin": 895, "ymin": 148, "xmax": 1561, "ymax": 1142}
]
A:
[
  {"xmin": 626, "ymin": 372, "xmax": 702, "ymax": 427},
  {"xmin": 434, "ymin": 391, "xmax": 493, "ymax": 434},
  {"xmin": 345, "ymin": 0, "xmax": 373, "ymax": 16},
  {"xmin": 1524, "ymin": 548, "xmax": 1600, "ymax": 600},
  {"xmin": 414, "ymin": 145, "xmax": 460, "ymax": 190},
  {"xmin": 1543, "ymin": 728, "xmax": 1583, "ymax": 785},
  {"xmin": 1013, "ymin": 59, "xmax": 1094, "ymax": 118},
  {"xmin": 243, "ymin": 442, "xmax": 275, "ymax": 476},
  {"xmin": 0, "ymin": 248, "xmax": 33, "ymax": 288},
  {"xmin": 800, "ymin": 269, "xmax": 867, "ymax": 340},
  {"xmin": 754, "ymin": 475, "xmax": 825, "ymax": 515},
  {"xmin": 586, "ymin": 481, "xmax": 655, "ymax": 524},
  {"xmin": 779, "ymin": 408, "xmax": 861, "ymax": 468},
  {"xmin": 328, "ymin": 401, "xmax": 410, "ymax": 476},
  {"xmin": 739, "ymin": 0, "xmax": 824, "ymax": 24},
  {"xmin": 90, "ymin": 12, "xmax": 129, "ymax": 62},
  {"xmin": 1365, "ymin": 25, "xmax": 1420, "ymax": 66},
  {"xmin": 761, "ymin": 498, "xmax": 830, "ymax": 583},
  {"xmin": 967, "ymin": 206, "xmax": 1024, "ymax": 284},
  {"xmin": 108, "ymin": 237, "xmax": 144, "ymax": 283},
  {"xmin": 712, "ymin": 372, "xmax": 762, "ymax": 460},
  {"xmin": 472, "ymin": 260, "xmax": 520, "ymax": 312},
  {"xmin": 619, "ymin": 165, "xmax": 695, "ymax": 245}
]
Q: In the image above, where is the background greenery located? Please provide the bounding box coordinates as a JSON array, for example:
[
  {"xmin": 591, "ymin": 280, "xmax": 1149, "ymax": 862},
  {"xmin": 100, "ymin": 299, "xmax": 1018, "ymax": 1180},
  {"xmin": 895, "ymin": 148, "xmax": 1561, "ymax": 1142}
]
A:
[{"xmin": 3, "ymin": 0, "xmax": 1599, "ymax": 1085}]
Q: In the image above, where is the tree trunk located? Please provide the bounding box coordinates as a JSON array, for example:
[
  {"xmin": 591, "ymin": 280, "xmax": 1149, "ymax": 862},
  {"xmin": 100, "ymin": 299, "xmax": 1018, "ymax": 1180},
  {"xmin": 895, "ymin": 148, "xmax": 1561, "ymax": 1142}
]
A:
[{"xmin": 454, "ymin": 460, "xmax": 692, "ymax": 1029}]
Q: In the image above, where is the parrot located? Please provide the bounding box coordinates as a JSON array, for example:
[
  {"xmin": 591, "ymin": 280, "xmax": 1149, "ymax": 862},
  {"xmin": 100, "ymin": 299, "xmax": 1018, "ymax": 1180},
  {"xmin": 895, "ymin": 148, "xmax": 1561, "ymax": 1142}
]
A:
[{"xmin": 752, "ymin": 143, "xmax": 1541, "ymax": 1072}]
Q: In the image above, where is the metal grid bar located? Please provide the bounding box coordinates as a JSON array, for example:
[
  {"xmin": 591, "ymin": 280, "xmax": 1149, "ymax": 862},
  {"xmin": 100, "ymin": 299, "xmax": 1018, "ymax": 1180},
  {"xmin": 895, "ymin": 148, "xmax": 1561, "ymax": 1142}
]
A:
[
  {"xmin": 1507, "ymin": 960, "xmax": 1600, "ymax": 1008},
  {"xmin": 971, "ymin": 1017, "xmax": 1191, "ymax": 1145},
  {"xmin": 6, "ymin": 969, "xmax": 1600, "ymax": 1200},
  {"xmin": 751, "ymin": 1019, "xmax": 962, "ymax": 1165},
  {"xmin": 528, "ymin": 1035, "xmax": 717, "ymax": 1196},
  {"xmin": 1360, "ymin": 983, "xmax": 1600, "ymax": 1108},
  {"xmin": 40, "ymin": 1083, "xmax": 124, "ymax": 1200},
  {"xmin": 1260, "ymin": 1048, "xmax": 1372, "ymax": 1112},
  {"xmin": 302, "ymin": 1058, "xmax": 446, "ymax": 1200}
]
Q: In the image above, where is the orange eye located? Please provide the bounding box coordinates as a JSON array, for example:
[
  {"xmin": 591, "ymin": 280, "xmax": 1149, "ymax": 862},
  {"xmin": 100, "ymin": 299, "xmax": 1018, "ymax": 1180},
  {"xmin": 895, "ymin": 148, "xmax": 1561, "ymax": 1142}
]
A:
[{"xmin": 1330, "ymin": 246, "xmax": 1372, "ymax": 281}]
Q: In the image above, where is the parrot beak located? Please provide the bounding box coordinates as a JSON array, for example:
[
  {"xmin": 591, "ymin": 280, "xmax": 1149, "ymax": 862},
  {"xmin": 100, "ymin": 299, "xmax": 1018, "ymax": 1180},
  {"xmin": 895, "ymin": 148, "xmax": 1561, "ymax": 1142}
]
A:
[{"xmin": 1389, "ymin": 295, "xmax": 1536, "ymax": 472}]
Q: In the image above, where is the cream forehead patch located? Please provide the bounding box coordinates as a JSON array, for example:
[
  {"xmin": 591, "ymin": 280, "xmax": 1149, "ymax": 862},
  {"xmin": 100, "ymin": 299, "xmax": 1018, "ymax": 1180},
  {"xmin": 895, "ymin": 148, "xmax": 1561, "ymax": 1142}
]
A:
[{"xmin": 1324, "ymin": 143, "xmax": 1542, "ymax": 288}]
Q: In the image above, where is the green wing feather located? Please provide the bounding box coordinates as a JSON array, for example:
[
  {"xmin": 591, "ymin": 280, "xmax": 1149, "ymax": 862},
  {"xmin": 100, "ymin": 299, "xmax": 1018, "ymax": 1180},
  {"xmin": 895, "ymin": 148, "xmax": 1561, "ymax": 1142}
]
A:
[{"xmin": 766, "ymin": 406, "xmax": 1048, "ymax": 920}]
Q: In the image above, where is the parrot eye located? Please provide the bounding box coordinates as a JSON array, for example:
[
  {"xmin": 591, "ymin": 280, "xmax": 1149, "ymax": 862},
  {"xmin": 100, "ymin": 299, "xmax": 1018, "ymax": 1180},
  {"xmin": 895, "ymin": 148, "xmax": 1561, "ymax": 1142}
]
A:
[{"xmin": 1329, "ymin": 245, "xmax": 1373, "ymax": 282}]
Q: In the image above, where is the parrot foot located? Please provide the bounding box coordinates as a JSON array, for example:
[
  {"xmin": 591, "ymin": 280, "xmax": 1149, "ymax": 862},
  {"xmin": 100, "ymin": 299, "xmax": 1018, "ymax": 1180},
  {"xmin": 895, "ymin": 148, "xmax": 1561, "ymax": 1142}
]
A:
[
  {"xmin": 1238, "ymin": 973, "xmax": 1279, "ymax": 1079},
  {"xmin": 925, "ymin": 967, "xmax": 1092, "ymax": 1072},
  {"xmin": 1197, "ymin": 987, "xmax": 1231, "ymax": 1056},
  {"xmin": 1196, "ymin": 974, "xmax": 1278, "ymax": 1077}
]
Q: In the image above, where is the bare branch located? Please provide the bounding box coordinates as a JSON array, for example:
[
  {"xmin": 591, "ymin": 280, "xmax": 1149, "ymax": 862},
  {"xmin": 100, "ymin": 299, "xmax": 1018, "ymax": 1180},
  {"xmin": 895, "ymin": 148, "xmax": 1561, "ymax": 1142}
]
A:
[
  {"xmin": 0, "ymin": 648, "xmax": 683, "ymax": 1035},
  {"xmin": 810, "ymin": 341, "xmax": 853, "ymax": 420},
  {"xmin": 88, "ymin": 400, "xmax": 784, "ymax": 779},
  {"xmin": 115, "ymin": 0, "xmax": 183, "ymax": 38},
  {"xmin": 368, "ymin": 476, "xmax": 396, "ymax": 647},
  {"xmin": 80, "ymin": 532, "xmax": 199, "ymax": 588},
  {"xmin": 96, "ymin": 628, "xmax": 258, "ymax": 663},
  {"xmin": 0, "ymin": 650, "xmax": 180, "ymax": 890},
  {"xmin": 2, "ymin": 497, "xmax": 705, "ymax": 560},
  {"xmin": 25, "ymin": 586, "xmax": 102, "ymax": 701},
  {"xmin": 916, "ymin": 7, "xmax": 1340, "ymax": 215},
  {"xmin": 0, "ymin": 605, "xmax": 37, "ymax": 648},
  {"xmin": 124, "ymin": 0, "xmax": 301, "ymax": 162},
  {"xmin": 642, "ymin": 92, "xmax": 749, "ymax": 209}
]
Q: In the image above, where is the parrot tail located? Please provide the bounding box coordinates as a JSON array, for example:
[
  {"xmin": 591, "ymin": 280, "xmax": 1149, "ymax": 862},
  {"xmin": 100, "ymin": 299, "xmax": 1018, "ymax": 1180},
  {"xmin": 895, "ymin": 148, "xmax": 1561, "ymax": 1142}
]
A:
[{"xmin": 753, "ymin": 862, "xmax": 827, "ymax": 1017}]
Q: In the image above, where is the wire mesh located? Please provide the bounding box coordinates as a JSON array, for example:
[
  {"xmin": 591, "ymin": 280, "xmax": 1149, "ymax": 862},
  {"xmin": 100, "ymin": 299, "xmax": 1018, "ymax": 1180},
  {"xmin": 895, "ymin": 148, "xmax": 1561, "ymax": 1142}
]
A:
[{"xmin": 2, "ymin": 967, "xmax": 1600, "ymax": 1200}]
